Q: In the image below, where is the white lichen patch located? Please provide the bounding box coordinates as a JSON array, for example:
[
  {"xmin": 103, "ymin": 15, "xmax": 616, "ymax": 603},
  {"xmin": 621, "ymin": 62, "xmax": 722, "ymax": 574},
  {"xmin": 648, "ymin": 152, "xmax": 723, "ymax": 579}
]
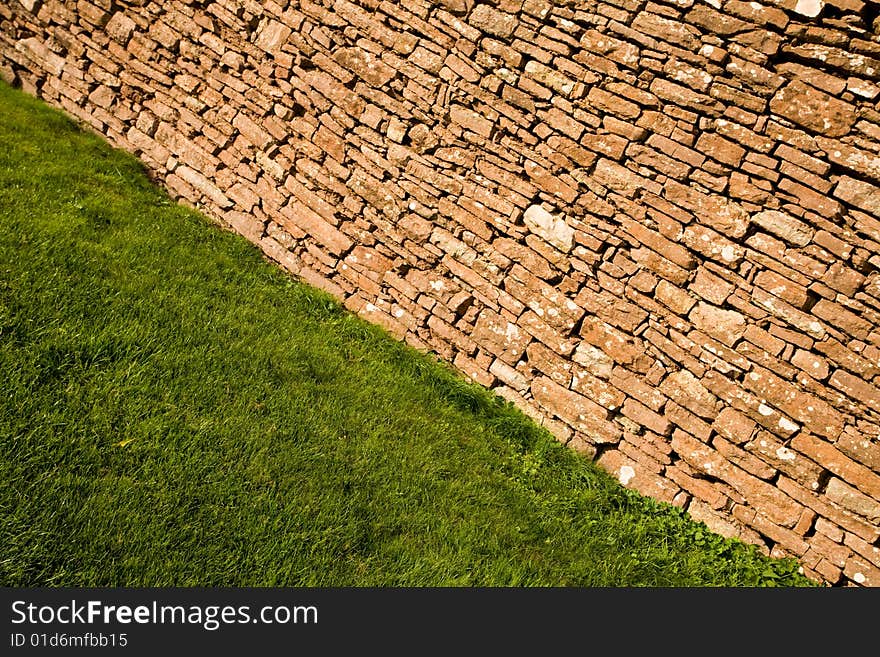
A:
[
  {"xmin": 775, "ymin": 446, "xmax": 797, "ymax": 462},
  {"xmin": 778, "ymin": 417, "xmax": 800, "ymax": 433}
]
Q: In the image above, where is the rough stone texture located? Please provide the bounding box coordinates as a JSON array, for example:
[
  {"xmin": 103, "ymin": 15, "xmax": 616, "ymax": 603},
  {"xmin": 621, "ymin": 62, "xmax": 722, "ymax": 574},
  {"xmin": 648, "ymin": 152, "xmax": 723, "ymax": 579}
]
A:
[
  {"xmin": 3, "ymin": 0, "xmax": 880, "ymax": 587},
  {"xmin": 770, "ymin": 80, "xmax": 858, "ymax": 138},
  {"xmin": 750, "ymin": 211, "xmax": 814, "ymax": 248},
  {"xmin": 523, "ymin": 204, "xmax": 574, "ymax": 253}
]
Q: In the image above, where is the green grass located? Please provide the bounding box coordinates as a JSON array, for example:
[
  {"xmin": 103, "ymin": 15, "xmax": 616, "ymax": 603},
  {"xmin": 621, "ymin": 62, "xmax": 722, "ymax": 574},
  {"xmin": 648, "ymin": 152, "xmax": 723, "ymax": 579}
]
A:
[{"xmin": 0, "ymin": 80, "xmax": 815, "ymax": 587}]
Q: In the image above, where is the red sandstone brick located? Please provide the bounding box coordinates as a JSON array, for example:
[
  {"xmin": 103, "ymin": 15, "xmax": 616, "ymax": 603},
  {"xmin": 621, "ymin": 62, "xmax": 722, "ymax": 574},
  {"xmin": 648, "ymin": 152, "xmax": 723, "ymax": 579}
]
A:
[
  {"xmin": 630, "ymin": 142, "xmax": 695, "ymax": 180},
  {"xmin": 577, "ymin": 289, "xmax": 647, "ymax": 334},
  {"xmin": 712, "ymin": 407, "xmax": 758, "ymax": 445},
  {"xmin": 844, "ymin": 555, "xmax": 880, "ymax": 587},
  {"xmin": 471, "ymin": 308, "xmax": 530, "ymax": 365},
  {"xmin": 746, "ymin": 509, "xmax": 812, "ymax": 559},
  {"xmin": 608, "ymin": 365, "xmax": 664, "ymax": 408},
  {"xmin": 597, "ymin": 448, "xmax": 680, "ymax": 504},
  {"xmin": 492, "ymin": 239, "xmax": 554, "ymax": 281},
  {"xmin": 450, "ymin": 350, "xmax": 494, "ymax": 387},
  {"xmin": 518, "ymin": 310, "xmax": 576, "ymax": 357},
  {"xmin": 449, "ymin": 105, "xmax": 493, "ymax": 137},
  {"xmin": 642, "ymin": 328, "xmax": 705, "ymax": 377},
  {"xmin": 579, "ymin": 29, "xmax": 640, "ymax": 69},
  {"xmin": 792, "ymin": 434, "xmax": 880, "ymax": 504},
  {"xmin": 812, "ymin": 300, "xmax": 873, "ymax": 342},
  {"xmin": 741, "ymin": 325, "xmax": 784, "ymax": 358},
  {"xmin": 844, "ymin": 531, "xmax": 880, "ymax": 569},
  {"xmin": 822, "ymin": 262, "xmax": 865, "ymax": 297},
  {"xmin": 592, "ymin": 158, "xmax": 660, "ymax": 198},
  {"xmin": 544, "ymin": 134, "xmax": 596, "ymax": 169},
  {"xmin": 766, "ymin": 324, "xmax": 813, "ymax": 353},
  {"xmin": 578, "ymin": 131, "xmax": 628, "ymax": 161},
  {"xmin": 696, "ymin": 131, "xmax": 746, "ymax": 167},
  {"xmin": 572, "ymin": 342, "xmax": 614, "ymax": 380},
  {"xmin": 665, "ymin": 401, "xmax": 713, "ymax": 442},
  {"xmin": 586, "ymin": 86, "xmax": 641, "ymax": 121},
  {"xmin": 746, "ymin": 365, "xmax": 845, "ymax": 439},
  {"xmin": 751, "ymin": 210, "xmax": 814, "ymax": 248},
  {"xmin": 618, "ymin": 440, "xmax": 666, "ymax": 475},
  {"xmin": 489, "ymin": 358, "xmax": 530, "ymax": 392},
  {"xmin": 826, "ymin": 477, "xmax": 880, "ymax": 524},
  {"xmin": 644, "ymin": 134, "xmax": 704, "ymax": 169},
  {"xmin": 523, "ymin": 159, "xmax": 578, "ymax": 204},
  {"xmin": 754, "ymin": 269, "xmax": 810, "ymax": 310},
  {"xmin": 174, "ymin": 165, "xmax": 232, "ymax": 209},
  {"xmin": 526, "ymin": 341, "xmax": 572, "ymax": 386},
  {"xmin": 231, "ymin": 112, "xmax": 271, "ymax": 150},
  {"xmin": 280, "ymin": 200, "xmax": 351, "ymax": 256},
  {"xmin": 443, "ymin": 52, "xmax": 480, "ymax": 84},
  {"xmin": 813, "ymin": 231, "xmax": 853, "ymax": 261},
  {"xmin": 689, "ymin": 302, "xmax": 747, "ymax": 348},
  {"xmin": 665, "ymin": 180, "xmax": 750, "ymax": 238},
  {"xmin": 687, "ymin": 269, "xmax": 732, "ymax": 306},
  {"xmin": 789, "ymin": 349, "xmax": 829, "ymax": 380},
  {"xmin": 816, "ymin": 338, "xmax": 880, "ymax": 378},
  {"xmin": 779, "ymin": 177, "xmax": 843, "ymax": 220},
  {"xmin": 580, "ymin": 317, "xmax": 653, "ymax": 373},
  {"xmin": 713, "ymin": 434, "xmax": 777, "ymax": 481},
  {"xmin": 751, "ymin": 288, "xmax": 826, "ymax": 341},
  {"xmin": 660, "ymin": 370, "xmax": 721, "ymax": 420},
  {"xmin": 819, "ymin": 139, "xmax": 880, "ymax": 188},
  {"xmin": 619, "ymin": 217, "xmax": 696, "ymax": 271},
  {"xmin": 571, "ymin": 366, "xmax": 626, "ymax": 411},
  {"xmin": 667, "ymin": 465, "xmax": 729, "ymax": 510},
  {"xmin": 837, "ymin": 428, "xmax": 880, "ymax": 472},
  {"xmin": 816, "ymin": 517, "xmax": 846, "ymax": 543},
  {"xmin": 702, "ymin": 370, "xmax": 800, "ymax": 439},
  {"xmin": 532, "ymin": 376, "xmax": 621, "ymax": 444},
  {"xmin": 621, "ymin": 398, "xmax": 671, "ymax": 436},
  {"xmin": 507, "ymin": 264, "xmax": 583, "ymax": 332},
  {"xmin": 654, "ymin": 279, "xmax": 696, "ymax": 316}
]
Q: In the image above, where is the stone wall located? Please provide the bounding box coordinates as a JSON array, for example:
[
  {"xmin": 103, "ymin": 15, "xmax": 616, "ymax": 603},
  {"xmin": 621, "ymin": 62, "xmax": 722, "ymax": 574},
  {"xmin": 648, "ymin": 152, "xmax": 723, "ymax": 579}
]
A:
[{"xmin": 2, "ymin": 0, "xmax": 879, "ymax": 586}]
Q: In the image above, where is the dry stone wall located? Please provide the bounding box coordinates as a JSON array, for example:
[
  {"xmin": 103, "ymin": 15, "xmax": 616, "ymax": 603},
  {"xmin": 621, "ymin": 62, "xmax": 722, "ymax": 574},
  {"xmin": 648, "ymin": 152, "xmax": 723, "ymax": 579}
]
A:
[{"xmin": 2, "ymin": 0, "xmax": 880, "ymax": 586}]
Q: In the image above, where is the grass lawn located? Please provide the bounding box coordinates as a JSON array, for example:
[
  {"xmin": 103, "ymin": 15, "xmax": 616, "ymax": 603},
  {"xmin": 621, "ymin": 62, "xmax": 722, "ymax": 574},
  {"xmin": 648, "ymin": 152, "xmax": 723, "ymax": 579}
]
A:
[{"xmin": 0, "ymin": 81, "xmax": 815, "ymax": 587}]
